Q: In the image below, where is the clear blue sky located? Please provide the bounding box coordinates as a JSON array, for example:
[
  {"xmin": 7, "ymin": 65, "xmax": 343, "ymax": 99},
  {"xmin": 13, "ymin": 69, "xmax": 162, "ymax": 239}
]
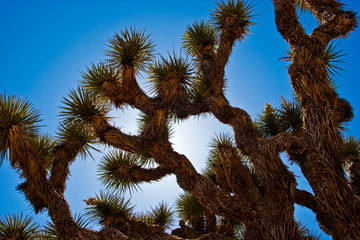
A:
[{"xmin": 1, "ymin": 0, "xmax": 359, "ymax": 238}]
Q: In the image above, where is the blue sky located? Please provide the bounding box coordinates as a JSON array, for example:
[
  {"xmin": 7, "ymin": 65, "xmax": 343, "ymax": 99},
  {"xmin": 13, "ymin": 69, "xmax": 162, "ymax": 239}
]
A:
[{"xmin": 1, "ymin": 0, "xmax": 360, "ymax": 238}]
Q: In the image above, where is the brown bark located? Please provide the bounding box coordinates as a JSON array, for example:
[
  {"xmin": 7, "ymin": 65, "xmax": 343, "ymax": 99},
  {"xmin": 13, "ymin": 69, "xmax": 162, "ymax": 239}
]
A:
[
  {"xmin": 346, "ymin": 159, "xmax": 360, "ymax": 196},
  {"xmin": 205, "ymin": 211, "xmax": 217, "ymax": 233},
  {"xmin": 50, "ymin": 141, "xmax": 82, "ymax": 194},
  {"xmin": 5, "ymin": 1, "xmax": 359, "ymax": 239},
  {"xmin": 114, "ymin": 165, "xmax": 172, "ymax": 182},
  {"xmin": 273, "ymin": 0, "xmax": 360, "ymax": 239}
]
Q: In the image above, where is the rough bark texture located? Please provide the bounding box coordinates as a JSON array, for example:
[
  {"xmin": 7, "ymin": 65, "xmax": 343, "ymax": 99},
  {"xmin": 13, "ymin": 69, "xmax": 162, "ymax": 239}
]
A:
[
  {"xmin": 2, "ymin": 0, "xmax": 359, "ymax": 239},
  {"xmin": 273, "ymin": 0, "xmax": 360, "ymax": 239},
  {"xmin": 346, "ymin": 159, "xmax": 360, "ymax": 196}
]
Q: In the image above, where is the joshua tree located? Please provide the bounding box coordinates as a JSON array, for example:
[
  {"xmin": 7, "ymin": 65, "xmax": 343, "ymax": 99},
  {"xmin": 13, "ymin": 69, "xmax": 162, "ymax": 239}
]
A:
[{"xmin": 0, "ymin": 0, "xmax": 359, "ymax": 239}]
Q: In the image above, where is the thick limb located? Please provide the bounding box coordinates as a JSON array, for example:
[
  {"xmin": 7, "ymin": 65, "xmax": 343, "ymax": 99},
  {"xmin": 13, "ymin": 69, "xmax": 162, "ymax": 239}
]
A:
[{"xmin": 272, "ymin": 0, "xmax": 360, "ymax": 238}]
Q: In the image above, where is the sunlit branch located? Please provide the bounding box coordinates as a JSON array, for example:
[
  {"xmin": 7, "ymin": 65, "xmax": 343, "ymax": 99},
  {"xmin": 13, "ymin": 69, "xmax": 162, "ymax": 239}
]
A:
[
  {"xmin": 167, "ymin": 151, "xmax": 259, "ymax": 221},
  {"xmin": 208, "ymin": 95, "xmax": 296, "ymax": 202},
  {"xmin": 92, "ymin": 115, "xmax": 144, "ymax": 152}
]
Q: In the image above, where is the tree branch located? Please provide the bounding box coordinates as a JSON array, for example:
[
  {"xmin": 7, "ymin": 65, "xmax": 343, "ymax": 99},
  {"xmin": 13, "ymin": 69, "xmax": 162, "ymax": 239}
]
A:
[
  {"xmin": 7, "ymin": 126, "xmax": 97, "ymax": 238},
  {"xmin": 208, "ymin": 96, "xmax": 295, "ymax": 185},
  {"xmin": 217, "ymin": 144, "xmax": 261, "ymax": 198},
  {"xmin": 346, "ymin": 159, "xmax": 360, "ymax": 197},
  {"xmin": 129, "ymin": 218, "xmax": 235, "ymax": 240},
  {"xmin": 307, "ymin": 0, "xmax": 358, "ymax": 45},
  {"xmin": 294, "ymin": 188, "xmax": 318, "ymax": 212},
  {"xmin": 100, "ymin": 65, "xmax": 157, "ymax": 116},
  {"xmin": 168, "ymin": 151, "xmax": 260, "ymax": 222},
  {"xmin": 91, "ymin": 111, "xmax": 260, "ymax": 221},
  {"xmin": 50, "ymin": 142, "xmax": 83, "ymax": 194},
  {"xmin": 92, "ymin": 115, "xmax": 144, "ymax": 152},
  {"xmin": 272, "ymin": 0, "xmax": 311, "ymax": 47},
  {"xmin": 268, "ymin": 132, "xmax": 307, "ymax": 163},
  {"xmin": 113, "ymin": 165, "xmax": 173, "ymax": 183}
]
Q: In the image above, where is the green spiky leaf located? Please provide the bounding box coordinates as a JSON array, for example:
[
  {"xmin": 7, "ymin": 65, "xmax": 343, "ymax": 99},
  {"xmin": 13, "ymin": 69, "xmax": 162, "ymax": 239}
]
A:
[
  {"xmin": 56, "ymin": 122, "xmax": 98, "ymax": 159},
  {"xmin": 81, "ymin": 62, "xmax": 121, "ymax": 98},
  {"xmin": 218, "ymin": 217, "xmax": 245, "ymax": 238},
  {"xmin": 323, "ymin": 42, "xmax": 345, "ymax": 76},
  {"xmin": 106, "ymin": 27, "xmax": 155, "ymax": 72},
  {"xmin": 148, "ymin": 53, "xmax": 194, "ymax": 95},
  {"xmin": 201, "ymin": 166, "xmax": 217, "ymax": 184},
  {"xmin": 281, "ymin": 48, "xmax": 294, "ymax": 68},
  {"xmin": 188, "ymin": 74, "xmax": 212, "ymax": 104},
  {"xmin": 0, "ymin": 213, "xmax": 39, "ymax": 239},
  {"xmin": 85, "ymin": 190, "xmax": 134, "ymax": 226},
  {"xmin": 256, "ymin": 104, "xmax": 283, "ymax": 138},
  {"xmin": 282, "ymin": 42, "xmax": 345, "ymax": 77},
  {"xmin": 98, "ymin": 150, "xmax": 146, "ymax": 193},
  {"xmin": 147, "ymin": 201, "xmax": 175, "ymax": 229},
  {"xmin": 248, "ymin": 163, "xmax": 262, "ymax": 187},
  {"xmin": 211, "ymin": 0, "xmax": 254, "ymax": 38},
  {"xmin": 182, "ymin": 19, "xmax": 218, "ymax": 55},
  {"xmin": 207, "ymin": 133, "xmax": 241, "ymax": 165},
  {"xmin": 0, "ymin": 93, "xmax": 41, "ymax": 163},
  {"xmin": 175, "ymin": 192, "xmax": 204, "ymax": 223},
  {"xmin": 60, "ymin": 87, "xmax": 110, "ymax": 124},
  {"xmin": 341, "ymin": 136, "xmax": 360, "ymax": 162},
  {"xmin": 35, "ymin": 133, "xmax": 55, "ymax": 172},
  {"xmin": 136, "ymin": 112, "xmax": 174, "ymax": 144},
  {"xmin": 278, "ymin": 98, "xmax": 303, "ymax": 132},
  {"xmin": 297, "ymin": 220, "xmax": 323, "ymax": 240}
]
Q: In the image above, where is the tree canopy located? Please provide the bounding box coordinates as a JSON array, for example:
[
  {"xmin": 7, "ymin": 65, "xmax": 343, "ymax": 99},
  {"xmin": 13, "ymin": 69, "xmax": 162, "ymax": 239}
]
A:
[{"xmin": 0, "ymin": 0, "xmax": 359, "ymax": 239}]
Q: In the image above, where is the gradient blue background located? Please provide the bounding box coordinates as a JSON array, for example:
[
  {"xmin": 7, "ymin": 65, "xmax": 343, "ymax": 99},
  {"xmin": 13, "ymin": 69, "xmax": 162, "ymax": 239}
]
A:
[{"xmin": 1, "ymin": 0, "xmax": 359, "ymax": 238}]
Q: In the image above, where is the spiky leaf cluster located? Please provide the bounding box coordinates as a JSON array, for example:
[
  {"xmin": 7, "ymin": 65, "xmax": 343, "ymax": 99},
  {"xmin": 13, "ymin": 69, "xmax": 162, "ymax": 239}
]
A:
[
  {"xmin": 60, "ymin": 87, "xmax": 110, "ymax": 124},
  {"xmin": 56, "ymin": 122, "xmax": 98, "ymax": 159},
  {"xmin": 148, "ymin": 53, "xmax": 194, "ymax": 95},
  {"xmin": 182, "ymin": 20, "xmax": 218, "ymax": 56},
  {"xmin": 175, "ymin": 192, "xmax": 205, "ymax": 223},
  {"xmin": 187, "ymin": 74, "xmax": 212, "ymax": 104},
  {"xmin": 256, "ymin": 104, "xmax": 282, "ymax": 138},
  {"xmin": 211, "ymin": 0, "xmax": 254, "ymax": 37},
  {"xmin": 35, "ymin": 133, "xmax": 55, "ymax": 172},
  {"xmin": 207, "ymin": 133, "xmax": 242, "ymax": 165},
  {"xmin": 106, "ymin": 28, "xmax": 155, "ymax": 71},
  {"xmin": 278, "ymin": 98, "xmax": 303, "ymax": 132},
  {"xmin": 81, "ymin": 62, "xmax": 120, "ymax": 98},
  {"xmin": 202, "ymin": 166, "xmax": 217, "ymax": 184},
  {"xmin": 85, "ymin": 190, "xmax": 134, "ymax": 226},
  {"xmin": 136, "ymin": 112, "xmax": 174, "ymax": 144},
  {"xmin": 146, "ymin": 201, "xmax": 175, "ymax": 229},
  {"xmin": 0, "ymin": 94, "xmax": 41, "ymax": 163},
  {"xmin": 256, "ymin": 100, "xmax": 303, "ymax": 138},
  {"xmin": 341, "ymin": 136, "xmax": 360, "ymax": 162},
  {"xmin": 297, "ymin": 220, "xmax": 323, "ymax": 240},
  {"xmin": 0, "ymin": 213, "xmax": 39, "ymax": 239},
  {"xmin": 98, "ymin": 150, "xmax": 149, "ymax": 193},
  {"xmin": 323, "ymin": 42, "xmax": 345, "ymax": 76}
]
